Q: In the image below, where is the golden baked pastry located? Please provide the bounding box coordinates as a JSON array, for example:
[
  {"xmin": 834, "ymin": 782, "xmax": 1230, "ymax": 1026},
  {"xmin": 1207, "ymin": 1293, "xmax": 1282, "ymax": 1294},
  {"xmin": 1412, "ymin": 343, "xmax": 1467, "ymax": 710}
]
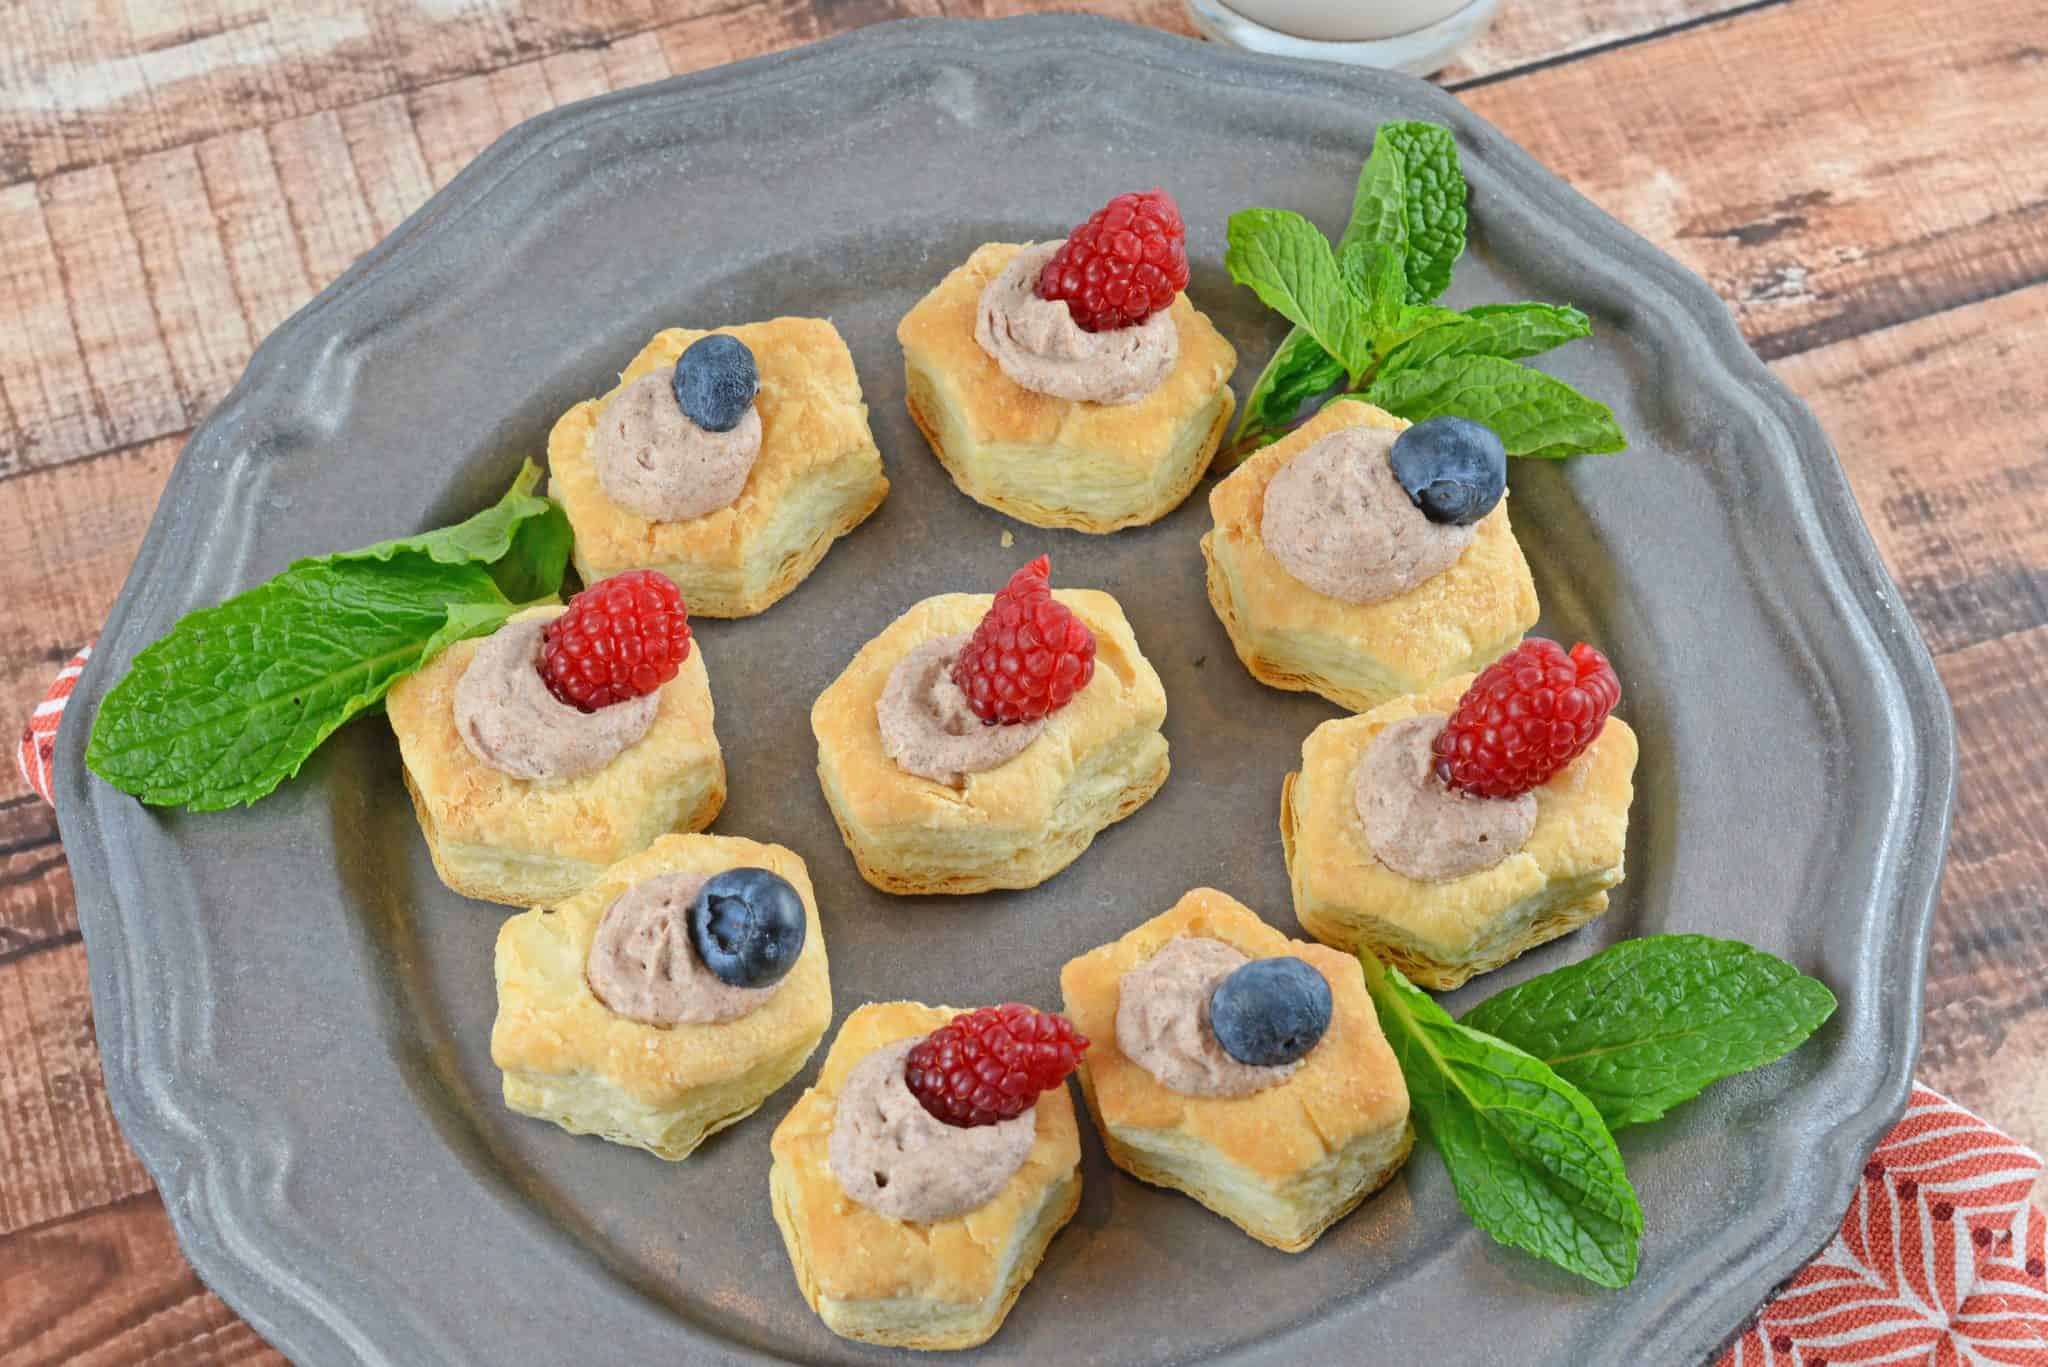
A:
[
  {"xmin": 386, "ymin": 605, "xmax": 724, "ymax": 907},
  {"xmin": 491, "ymin": 833, "xmax": 830, "ymax": 1160},
  {"xmin": 811, "ymin": 589, "xmax": 1169, "ymax": 895},
  {"xmin": 1060, "ymin": 888, "xmax": 1412, "ymax": 1253},
  {"xmin": 768, "ymin": 1001, "xmax": 1082, "ymax": 1350},
  {"xmin": 550, "ymin": 319, "xmax": 888, "ymax": 618},
  {"xmin": 1202, "ymin": 398, "xmax": 1539, "ymax": 712},
  {"xmin": 897, "ymin": 242, "xmax": 1238, "ymax": 533},
  {"xmin": 1282, "ymin": 674, "xmax": 1638, "ymax": 989}
]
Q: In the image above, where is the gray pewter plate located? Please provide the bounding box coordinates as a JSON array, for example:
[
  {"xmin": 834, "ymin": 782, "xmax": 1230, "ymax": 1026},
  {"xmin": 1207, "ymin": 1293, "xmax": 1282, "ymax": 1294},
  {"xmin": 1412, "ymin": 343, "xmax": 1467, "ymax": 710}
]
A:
[{"xmin": 57, "ymin": 17, "xmax": 1955, "ymax": 1367}]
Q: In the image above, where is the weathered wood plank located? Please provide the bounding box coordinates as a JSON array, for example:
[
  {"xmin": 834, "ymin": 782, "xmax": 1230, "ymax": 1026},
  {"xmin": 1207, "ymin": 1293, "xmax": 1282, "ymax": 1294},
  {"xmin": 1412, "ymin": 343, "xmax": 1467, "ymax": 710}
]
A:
[
  {"xmin": 0, "ymin": 799, "xmax": 69, "ymax": 962},
  {"xmin": 1461, "ymin": 0, "xmax": 2048, "ymax": 360},
  {"xmin": 0, "ymin": 437, "xmax": 183, "ymax": 806},
  {"xmin": 0, "ymin": 942, "xmax": 154, "ymax": 1237},
  {"xmin": 0, "ymin": 183, "xmax": 104, "ymax": 478},
  {"xmin": 1775, "ymin": 283, "xmax": 2048, "ymax": 657},
  {"xmin": 1916, "ymin": 624, "xmax": 2048, "ymax": 1177},
  {"xmin": 0, "ymin": 1193, "xmax": 281, "ymax": 1367},
  {"xmin": 1443, "ymin": 0, "xmax": 1764, "ymax": 83},
  {"xmin": 192, "ymin": 129, "xmax": 313, "ymax": 343}
]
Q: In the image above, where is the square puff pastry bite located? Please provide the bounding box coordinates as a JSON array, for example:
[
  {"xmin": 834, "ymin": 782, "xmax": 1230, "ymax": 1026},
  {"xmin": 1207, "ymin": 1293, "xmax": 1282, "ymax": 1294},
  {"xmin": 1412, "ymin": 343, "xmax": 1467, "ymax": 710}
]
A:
[
  {"xmin": 768, "ymin": 1001, "xmax": 1082, "ymax": 1351},
  {"xmin": 549, "ymin": 318, "xmax": 888, "ymax": 618},
  {"xmin": 811, "ymin": 589, "xmax": 1169, "ymax": 895},
  {"xmin": 897, "ymin": 242, "xmax": 1238, "ymax": 533},
  {"xmin": 491, "ymin": 833, "xmax": 830, "ymax": 1161},
  {"xmin": 1202, "ymin": 398, "xmax": 1539, "ymax": 713},
  {"xmin": 1060, "ymin": 888, "xmax": 1413, "ymax": 1253},
  {"xmin": 386, "ymin": 605, "xmax": 724, "ymax": 907},
  {"xmin": 1282, "ymin": 674, "xmax": 1638, "ymax": 990}
]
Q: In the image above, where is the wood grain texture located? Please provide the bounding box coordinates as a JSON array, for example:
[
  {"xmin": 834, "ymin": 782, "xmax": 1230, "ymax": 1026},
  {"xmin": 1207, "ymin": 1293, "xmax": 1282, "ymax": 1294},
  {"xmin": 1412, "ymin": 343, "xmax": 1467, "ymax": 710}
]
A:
[
  {"xmin": 1461, "ymin": 0, "xmax": 2048, "ymax": 361},
  {"xmin": 0, "ymin": 1195, "xmax": 280, "ymax": 1367},
  {"xmin": 0, "ymin": 943, "xmax": 153, "ymax": 1239},
  {"xmin": 1, "ymin": 2, "xmax": 2044, "ymax": 1362}
]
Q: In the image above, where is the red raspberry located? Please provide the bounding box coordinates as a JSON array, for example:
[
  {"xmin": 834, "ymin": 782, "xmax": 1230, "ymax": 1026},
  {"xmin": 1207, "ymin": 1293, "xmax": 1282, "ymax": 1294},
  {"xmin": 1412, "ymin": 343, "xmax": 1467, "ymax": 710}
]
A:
[
  {"xmin": 905, "ymin": 1004, "xmax": 1089, "ymax": 1129},
  {"xmin": 951, "ymin": 556, "xmax": 1097, "ymax": 726},
  {"xmin": 539, "ymin": 569, "xmax": 692, "ymax": 712},
  {"xmin": 1433, "ymin": 639, "xmax": 1621, "ymax": 799},
  {"xmin": 1035, "ymin": 188, "xmax": 1190, "ymax": 333}
]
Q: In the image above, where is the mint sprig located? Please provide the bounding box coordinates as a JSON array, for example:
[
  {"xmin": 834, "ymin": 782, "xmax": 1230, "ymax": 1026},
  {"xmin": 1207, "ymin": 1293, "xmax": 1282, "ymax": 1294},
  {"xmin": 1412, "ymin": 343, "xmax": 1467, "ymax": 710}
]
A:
[
  {"xmin": 1221, "ymin": 120, "xmax": 1623, "ymax": 463},
  {"xmin": 1461, "ymin": 936, "xmax": 1838, "ymax": 1129},
  {"xmin": 86, "ymin": 462, "xmax": 570, "ymax": 811},
  {"xmin": 1361, "ymin": 936, "xmax": 1835, "ymax": 1286},
  {"xmin": 1362, "ymin": 952, "xmax": 1643, "ymax": 1287}
]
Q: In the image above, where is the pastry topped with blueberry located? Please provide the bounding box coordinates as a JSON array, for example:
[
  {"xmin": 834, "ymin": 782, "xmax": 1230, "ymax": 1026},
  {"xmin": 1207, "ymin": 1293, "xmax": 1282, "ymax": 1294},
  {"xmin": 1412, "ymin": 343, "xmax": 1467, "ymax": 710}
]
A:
[
  {"xmin": 1202, "ymin": 399, "xmax": 1539, "ymax": 713},
  {"xmin": 491, "ymin": 833, "xmax": 831, "ymax": 1161},
  {"xmin": 897, "ymin": 189, "xmax": 1239, "ymax": 533},
  {"xmin": 385, "ymin": 570, "xmax": 724, "ymax": 906},
  {"xmin": 811, "ymin": 556, "xmax": 1170, "ymax": 895},
  {"xmin": 768, "ymin": 1000, "xmax": 1085, "ymax": 1350},
  {"xmin": 550, "ymin": 319, "xmax": 888, "ymax": 618},
  {"xmin": 1060, "ymin": 887, "xmax": 1412, "ymax": 1252},
  {"xmin": 1284, "ymin": 639, "xmax": 1638, "ymax": 988}
]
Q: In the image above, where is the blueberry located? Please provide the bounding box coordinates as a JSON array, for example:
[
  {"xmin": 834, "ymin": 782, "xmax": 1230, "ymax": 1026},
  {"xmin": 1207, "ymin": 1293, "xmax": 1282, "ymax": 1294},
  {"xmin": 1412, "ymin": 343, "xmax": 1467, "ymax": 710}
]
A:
[
  {"xmin": 1208, "ymin": 957, "xmax": 1333, "ymax": 1068},
  {"xmin": 688, "ymin": 867, "xmax": 806, "ymax": 989},
  {"xmin": 672, "ymin": 334, "xmax": 760, "ymax": 433},
  {"xmin": 1388, "ymin": 415, "xmax": 1507, "ymax": 526}
]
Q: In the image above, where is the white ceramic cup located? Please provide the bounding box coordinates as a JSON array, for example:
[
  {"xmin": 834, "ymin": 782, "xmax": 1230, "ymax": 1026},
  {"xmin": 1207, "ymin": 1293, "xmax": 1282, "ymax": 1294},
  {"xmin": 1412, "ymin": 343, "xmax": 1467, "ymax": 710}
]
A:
[{"xmin": 1220, "ymin": 0, "xmax": 1473, "ymax": 41}]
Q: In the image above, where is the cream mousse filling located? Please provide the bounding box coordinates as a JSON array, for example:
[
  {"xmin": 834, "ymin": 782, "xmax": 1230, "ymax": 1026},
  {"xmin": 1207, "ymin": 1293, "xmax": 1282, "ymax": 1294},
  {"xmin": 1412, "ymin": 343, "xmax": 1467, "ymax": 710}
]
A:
[
  {"xmin": 875, "ymin": 634, "xmax": 1044, "ymax": 787},
  {"xmin": 827, "ymin": 1038, "xmax": 1035, "ymax": 1223},
  {"xmin": 1355, "ymin": 715, "xmax": 1535, "ymax": 882},
  {"xmin": 973, "ymin": 240, "xmax": 1179, "ymax": 406},
  {"xmin": 591, "ymin": 370, "xmax": 762, "ymax": 522},
  {"xmin": 453, "ymin": 617, "xmax": 658, "ymax": 782},
  {"xmin": 585, "ymin": 870, "xmax": 780, "ymax": 1027},
  {"xmin": 1260, "ymin": 425, "xmax": 1476, "ymax": 604},
  {"xmin": 1116, "ymin": 936, "xmax": 1298, "ymax": 1098}
]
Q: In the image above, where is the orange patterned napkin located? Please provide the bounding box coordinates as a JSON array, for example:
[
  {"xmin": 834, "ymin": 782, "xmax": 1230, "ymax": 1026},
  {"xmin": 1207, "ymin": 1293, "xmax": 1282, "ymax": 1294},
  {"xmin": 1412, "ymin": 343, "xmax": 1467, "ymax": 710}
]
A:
[{"xmin": 18, "ymin": 649, "xmax": 2048, "ymax": 1362}]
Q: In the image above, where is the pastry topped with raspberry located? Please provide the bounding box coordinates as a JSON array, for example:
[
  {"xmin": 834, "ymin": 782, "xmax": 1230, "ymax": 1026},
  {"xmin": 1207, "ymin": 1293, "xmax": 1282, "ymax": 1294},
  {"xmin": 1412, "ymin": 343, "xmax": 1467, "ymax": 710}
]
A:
[
  {"xmin": 385, "ymin": 569, "xmax": 726, "ymax": 906},
  {"xmin": 1281, "ymin": 640, "xmax": 1638, "ymax": 989},
  {"xmin": 770, "ymin": 1001, "xmax": 1086, "ymax": 1350},
  {"xmin": 896, "ymin": 190, "xmax": 1238, "ymax": 533},
  {"xmin": 811, "ymin": 559, "xmax": 1168, "ymax": 895}
]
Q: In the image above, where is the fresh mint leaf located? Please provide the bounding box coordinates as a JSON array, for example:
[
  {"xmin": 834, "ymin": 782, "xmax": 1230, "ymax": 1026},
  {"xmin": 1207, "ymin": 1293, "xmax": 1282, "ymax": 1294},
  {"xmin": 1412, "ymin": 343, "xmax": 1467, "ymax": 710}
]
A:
[
  {"xmin": 1340, "ymin": 122, "xmax": 1467, "ymax": 305},
  {"xmin": 1338, "ymin": 239, "xmax": 1408, "ymax": 338},
  {"xmin": 1378, "ymin": 123, "xmax": 1467, "ymax": 304},
  {"xmin": 1361, "ymin": 952, "xmax": 1642, "ymax": 1288},
  {"xmin": 86, "ymin": 463, "xmax": 568, "ymax": 811},
  {"xmin": 1378, "ymin": 303, "xmax": 1592, "ymax": 380},
  {"xmin": 1231, "ymin": 326, "xmax": 1347, "ymax": 452},
  {"xmin": 1367, "ymin": 353, "xmax": 1628, "ymax": 458},
  {"xmin": 1461, "ymin": 936, "xmax": 1838, "ymax": 1130},
  {"xmin": 1225, "ymin": 208, "xmax": 1376, "ymax": 382}
]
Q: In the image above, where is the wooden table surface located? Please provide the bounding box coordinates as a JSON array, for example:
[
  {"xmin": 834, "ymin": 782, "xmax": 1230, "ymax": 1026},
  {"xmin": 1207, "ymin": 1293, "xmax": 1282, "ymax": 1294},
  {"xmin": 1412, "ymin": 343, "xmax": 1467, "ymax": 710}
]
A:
[{"xmin": 2, "ymin": 1, "xmax": 2044, "ymax": 1361}]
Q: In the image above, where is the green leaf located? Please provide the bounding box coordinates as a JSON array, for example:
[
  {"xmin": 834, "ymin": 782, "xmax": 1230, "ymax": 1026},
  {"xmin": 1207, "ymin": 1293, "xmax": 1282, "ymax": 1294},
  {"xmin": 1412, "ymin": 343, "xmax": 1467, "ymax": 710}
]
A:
[
  {"xmin": 1378, "ymin": 303, "xmax": 1592, "ymax": 380},
  {"xmin": 1362, "ymin": 953, "xmax": 1642, "ymax": 1288},
  {"xmin": 1367, "ymin": 353, "xmax": 1628, "ymax": 458},
  {"xmin": 1225, "ymin": 208, "xmax": 1376, "ymax": 382},
  {"xmin": 86, "ymin": 463, "xmax": 569, "ymax": 811},
  {"xmin": 1338, "ymin": 239, "xmax": 1408, "ymax": 337},
  {"xmin": 1230, "ymin": 326, "xmax": 1347, "ymax": 453},
  {"xmin": 1461, "ymin": 936, "xmax": 1838, "ymax": 1130},
  {"xmin": 1339, "ymin": 122, "xmax": 1468, "ymax": 305}
]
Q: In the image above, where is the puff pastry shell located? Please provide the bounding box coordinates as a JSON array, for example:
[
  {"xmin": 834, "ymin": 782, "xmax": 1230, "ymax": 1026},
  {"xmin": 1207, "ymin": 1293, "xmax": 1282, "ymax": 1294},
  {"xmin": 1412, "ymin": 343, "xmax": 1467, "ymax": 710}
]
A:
[
  {"xmin": 550, "ymin": 318, "xmax": 888, "ymax": 618},
  {"xmin": 811, "ymin": 589, "xmax": 1169, "ymax": 895},
  {"xmin": 491, "ymin": 833, "xmax": 830, "ymax": 1160},
  {"xmin": 768, "ymin": 1001, "xmax": 1082, "ymax": 1350},
  {"xmin": 898, "ymin": 242, "xmax": 1238, "ymax": 533},
  {"xmin": 1282, "ymin": 675, "xmax": 1638, "ymax": 989},
  {"xmin": 1202, "ymin": 398, "xmax": 1538, "ymax": 713},
  {"xmin": 386, "ymin": 606, "xmax": 724, "ymax": 907},
  {"xmin": 1061, "ymin": 887, "xmax": 1412, "ymax": 1252}
]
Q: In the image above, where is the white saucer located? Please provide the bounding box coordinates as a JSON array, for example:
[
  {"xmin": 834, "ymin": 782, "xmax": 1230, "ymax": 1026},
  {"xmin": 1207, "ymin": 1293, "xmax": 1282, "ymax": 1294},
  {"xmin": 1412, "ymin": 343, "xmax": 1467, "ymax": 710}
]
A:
[{"xmin": 1184, "ymin": 0, "xmax": 1502, "ymax": 75}]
